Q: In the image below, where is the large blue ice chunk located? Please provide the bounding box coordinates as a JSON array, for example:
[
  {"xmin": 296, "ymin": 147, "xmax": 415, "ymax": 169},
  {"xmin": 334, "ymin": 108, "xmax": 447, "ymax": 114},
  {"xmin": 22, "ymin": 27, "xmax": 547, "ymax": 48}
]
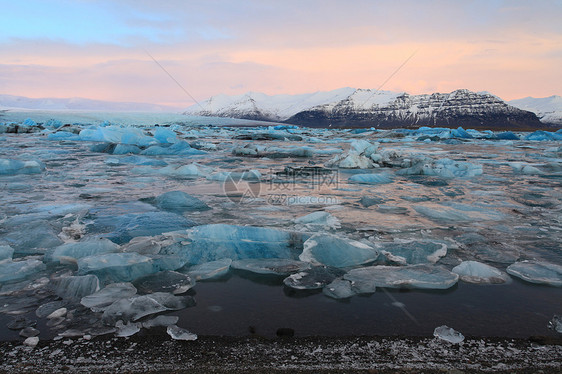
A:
[
  {"xmin": 452, "ymin": 261, "xmax": 510, "ymax": 284},
  {"xmin": 377, "ymin": 240, "xmax": 447, "ymax": 265},
  {"xmin": 175, "ymin": 224, "xmax": 302, "ymax": 265},
  {"xmin": 141, "ymin": 141, "xmax": 206, "ymax": 156},
  {"xmin": 79, "ymin": 125, "xmax": 156, "ymax": 147},
  {"xmin": 77, "ymin": 253, "xmax": 157, "ymax": 283},
  {"xmin": 299, "ymin": 234, "xmax": 379, "ymax": 268},
  {"xmin": 93, "ymin": 211, "xmax": 197, "ymax": 244},
  {"xmin": 45, "ymin": 238, "xmax": 120, "ymax": 264},
  {"xmin": 153, "ymin": 128, "xmax": 178, "ymax": 143},
  {"xmin": 322, "ymin": 278, "xmax": 356, "ymax": 299},
  {"xmin": 525, "ymin": 131, "xmax": 562, "ymax": 141},
  {"xmin": 0, "ymin": 159, "xmax": 45, "ymax": 175},
  {"xmin": 0, "ymin": 259, "xmax": 46, "ymax": 283},
  {"xmin": 3, "ymin": 220, "xmax": 64, "ymax": 255},
  {"xmin": 113, "ymin": 144, "xmax": 142, "ymax": 155},
  {"xmin": 344, "ymin": 264, "xmax": 459, "ymax": 290},
  {"xmin": 506, "ymin": 260, "xmax": 562, "ymax": 286},
  {"xmin": 348, "ymin": 173, "xmax": 393, "ymax": 184},
  {"xmin": 496, "ymin": 131, "xmax": 519, "ymax": 140},
  {"xmin": 155, "ymin": 191, "xmax": 210, "ymax": 213}
]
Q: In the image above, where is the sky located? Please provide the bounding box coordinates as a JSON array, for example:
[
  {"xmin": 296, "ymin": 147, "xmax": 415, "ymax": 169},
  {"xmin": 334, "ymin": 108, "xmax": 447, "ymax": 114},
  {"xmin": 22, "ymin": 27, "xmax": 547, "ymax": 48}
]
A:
[{"xmin": 1, "ymin": 0, "xmax": 561, "ymax": 109}]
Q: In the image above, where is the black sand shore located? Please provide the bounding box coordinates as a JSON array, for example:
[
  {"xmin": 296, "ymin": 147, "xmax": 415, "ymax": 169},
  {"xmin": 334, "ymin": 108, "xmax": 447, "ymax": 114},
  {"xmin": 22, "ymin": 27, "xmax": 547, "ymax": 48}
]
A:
[{"xmin": 1, "ymin": 335, "xmax": 561, "ymax": 373}]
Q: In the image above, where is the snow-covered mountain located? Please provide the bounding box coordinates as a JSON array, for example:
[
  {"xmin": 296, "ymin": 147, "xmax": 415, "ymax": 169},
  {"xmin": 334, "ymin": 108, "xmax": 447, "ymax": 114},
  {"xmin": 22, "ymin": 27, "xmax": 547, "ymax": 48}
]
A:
[
  {"xmin": 184, "ymin": 88, "xmax": 546, "ymax": 129},
  {"xmin": 0, "ymin": 94, "xmax": 178, "ymax": 112},
  {"xmin": 508, "ymin": 96, "xmax": 562, "ymax": 125}
]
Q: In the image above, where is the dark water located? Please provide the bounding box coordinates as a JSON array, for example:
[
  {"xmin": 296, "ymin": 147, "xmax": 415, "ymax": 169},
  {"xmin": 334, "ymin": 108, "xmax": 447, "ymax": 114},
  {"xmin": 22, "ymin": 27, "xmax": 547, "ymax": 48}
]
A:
[{"xmin": 173, "ymin": 274, "xmax": 561, "ymax": 338}]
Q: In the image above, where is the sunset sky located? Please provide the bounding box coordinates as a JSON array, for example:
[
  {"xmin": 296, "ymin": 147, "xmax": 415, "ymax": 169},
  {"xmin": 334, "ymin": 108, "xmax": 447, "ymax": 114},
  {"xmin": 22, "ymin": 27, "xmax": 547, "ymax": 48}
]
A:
[{"xmin": 1, "ymin": 0, "xmax": 561, "ymax": 109}]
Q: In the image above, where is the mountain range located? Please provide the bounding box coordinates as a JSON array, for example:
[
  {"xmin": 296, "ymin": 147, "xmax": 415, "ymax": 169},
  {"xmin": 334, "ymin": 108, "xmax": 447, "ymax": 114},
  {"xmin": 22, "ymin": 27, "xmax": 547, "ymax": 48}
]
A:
[{"xmin": 184, "ymin": 88, "xmax": 562, "ymax": 130}]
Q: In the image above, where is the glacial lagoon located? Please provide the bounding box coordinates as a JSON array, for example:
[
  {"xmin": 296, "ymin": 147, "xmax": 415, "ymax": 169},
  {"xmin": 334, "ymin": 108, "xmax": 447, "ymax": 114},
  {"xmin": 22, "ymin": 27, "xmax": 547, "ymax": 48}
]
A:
[{"xmin": 0, "ymin": 116, "xmax": 561, "ymax": 342}]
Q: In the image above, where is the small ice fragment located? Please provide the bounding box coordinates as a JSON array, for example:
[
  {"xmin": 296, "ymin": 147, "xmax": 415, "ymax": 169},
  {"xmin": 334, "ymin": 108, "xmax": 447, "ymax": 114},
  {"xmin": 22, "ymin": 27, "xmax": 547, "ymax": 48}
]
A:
[
  {"xmin": 47, "ymin": 308, "xmax": 67, "ymax": 319},
  {"xmin": 166, "ymin": 325, "xmax": 197, "ymax": 341},
  {"xmin": 185, "ymin": 259, "xmax": 232, "ymax": 281},
  {"xmin": 231, "ymin": 258, "xmax": 310, "ymax": 276},
  {"xmin": 24, "ymin": 337, "xmax": 39, "ymax": 348},
  {"xmin": 548, "ymin": 315, "xmax": 562, "ymax": 333},
  {"xmin": 283, "ymin": 266, "xmax": 345, "ymax": 290},
  {"xmin": 20, "ymin": 327, "xmax": 40, "ymax": 338},
  {"xmin": 506, "ymin": 260, "xmax": 562, "ymax": 287},
  {"xmin": 294, "ymin": 211, "xmax": 340, "ymax": 229},
  {"xmin": 142, "ymin": 315, "xmax": 179, "ymax": 329},
  {"xmin": 133, "ymin": 271, "xmax": 195, "ymax": 294},
  {"xmin": 80, "ymin": 283, "xmax": 137, "ymax": 312},
  {"xmin": 322, "ymin": 279, "xmax": 355, "ymax": 299},
  {"xmin": 452, "ymin": 261, "xmax": 510, "ymax": 284},
  {"xmin": 115, "ymin": 320, "xmax": 141, "ymax": 337},
  {"xmin": 155, "ymin": 191, "xmax": 211, "ymax": 213},
  {"xmin": 348, "ymin": 173, "xmax": 393, "ymax": 184},
  {"xmin": 433, "ymin": 325, "xmax": 464, "ymax": 344}
]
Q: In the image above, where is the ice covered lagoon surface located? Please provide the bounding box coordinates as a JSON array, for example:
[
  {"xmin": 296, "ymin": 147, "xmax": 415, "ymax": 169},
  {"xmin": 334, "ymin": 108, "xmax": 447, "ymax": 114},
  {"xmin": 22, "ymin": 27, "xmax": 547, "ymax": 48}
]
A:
[{"xmin": 0, "ymin": 112, "xmax": 561, "ymax": 342}]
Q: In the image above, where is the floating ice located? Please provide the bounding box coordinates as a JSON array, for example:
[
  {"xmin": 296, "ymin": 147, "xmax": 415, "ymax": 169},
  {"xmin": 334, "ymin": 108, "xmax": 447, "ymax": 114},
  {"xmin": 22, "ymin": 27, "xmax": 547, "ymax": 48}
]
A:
[
  {"xmin": 115, "ymin": 320, "xmax": 141, "ymax": 337},
  {"xmin": 525, "ymin": 130, "xmax": 562, "ymax": 141},
  {"xmin": 45, "ymin": 238, "xmax": 120, "ymax": 264},
  {"xmin": 24, "ymin": 336, "xmax": 39, "ymax": 348},
  {"xmin": 0, "ymin": 159, "xmax": 45, "ymax": 175},
  {"xmin": 102, "ymin": 292, "xmax": 195, "ymax": 325},
  {"xmin": 53, "ymin": 275, "xmax": 100, "ymax": 300},
  {"xmin": 47, "ymin": 308, "xmax": 67, "ymax": 319},
  {"xmin": 0, "ymin": 245, "xmax": 14, "ymax": 263},
  {"xmin": 433, "ymin": 325, "xmax": 464, "ymax": 344},
  {"xmin": 93, "ymin": 211, "xmax": 197, "ymax": 244},
  {"xmin": 509, "ymin": 162, "xmax": 545, "ymax": 175},
  {"xmin": 113, "ymin": 144, "xmax": 141, "ymax": 155},
  {"xmin": 294, "ymin": 211, "xmax": 340, "ymax": 229},
  {"xmin": 327, "ymin": 153, "xmax": 375, "ymax": 169},
  {"xmin": 155, "ymin": 191, "xmax": 210, "ymax": 213},
  {"xmin": 80, "ymin": 282, "xmax": 137, "ymax": 312},
  {"xmin": 350, "ymin": 139, "xmax": 379, "ymax": 157},
  {"xmin": 344, "ymin": 265, "xmax": 459, "ymax": 290},
  {"xmin": 207, "ymin": 170, "xmax": 261, "ymax": 182},
  {"xmin": 548, "ymin": 315, "xmax": 562, "ymax": 333},
  {"xmin": 0, "ymin": 259, "xmax": 46, "ymax": 283},
  {"xmin": 167, "ymin": 325, "xmax": 197, "ymax": 341},
  {"xmin": 20, "ymin": 326, "xmax": 40, "ymax": 338},
  {"xmin": 3, "ymin": 220, "xmax": 64, "ymax": 255},
  {"xmin": 348, "ymin": 173, "xmax": 393, "ymax": 184},
  {"xmin": 322, "ymin": 279, "xmax": 356, "ymax": 299},
  {"xmin": 283, "ymin": 266, "xmax": 345, "ymax": 290},
  {"xmin": 398, "ymin": 158, "xmax": 483, "ymax": 178},
  {"xmin": 153, "ymin": 128, "xmax": 178, "ymax": 143},
  {"xmin": 35, "ymin": 301, "xmax": 65, "ymax": 318},
  {"xmin": 78, "ymin": 253, "xmax": 157, "ymax": 283},
  {"xmin": 143, "ymin": 315, "xmax": 179, "ymax": 328},
  {"xmin": 299, "ymin": 234, "xmax": 379, "ymax": 268},
  {"xmin": 506, "ymin": 260, "xmax": 562, "ymax": 286},
  {"xmin": 141, "ymin": 141, "xmax": 205, "ymax": 156},
  {"xmin": 413, "ymin": 203, "xmax": 503, "ymax": 223},
  {"xmin": 184, "ymin": 258, "xmax": 232, "ymax": 280},
  {"xmin": 452, "ymin": 261, "xmax": 510, "ymax": 284},
  {"xmin": 378, "ymin": 240, "xmax": 447, "ymax": 265},
  {"xmin": 231, "ymin": 258, "xmax": 311, "ymax": 276},
  {"xmin": 79, "ymin": 125, "xmax": 156, "ymax": 147},
  {"xmin": 133, "ymin": 271, "xmax": 195, "ymax": 294},
  {"xmin": 180, "ymin": 224, "xmax": 302, "ymax": 264}
]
